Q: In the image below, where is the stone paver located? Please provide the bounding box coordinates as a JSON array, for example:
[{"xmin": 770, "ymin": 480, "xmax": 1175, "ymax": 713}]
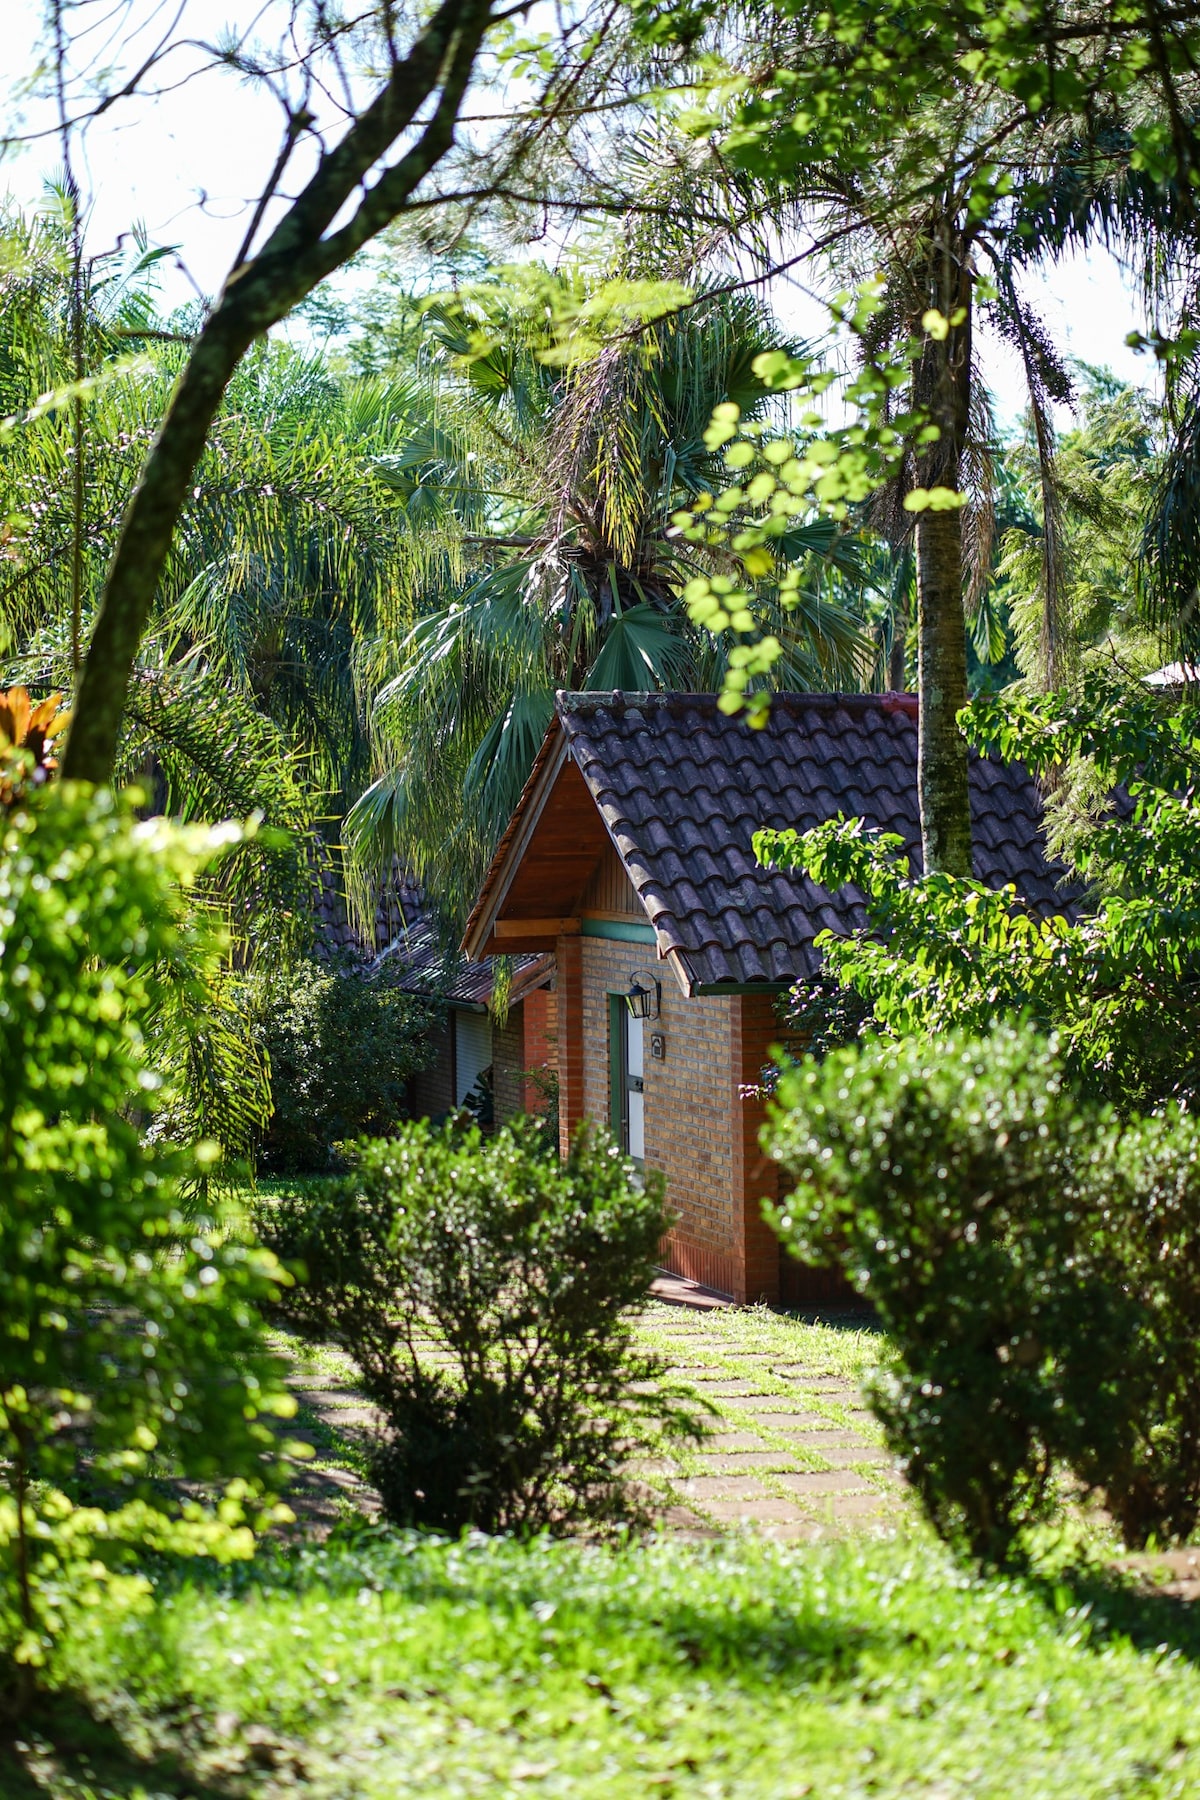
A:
[
  {"xmin": 704, "ymin": 1451, "xmax": 786, "ymax": 1471},
  {"xmin": 272, "ymin": 1283, "xmax": 904, "ymax": 1538},
  {"xmin": 682, "ymin": 1474, "xmax": 776, "ymax": 1501},
  {"xmin": 775, "ymin": 1469, "xmax": 871, "ymax": 1496},
  {"xmin": 704, "ymin": 1497, "xmax": 809, "ymax": 1525},
  {"xmin": 637, "ymin": 1289, "xmax": 904, "ymax": 1533},
  {"xmin": 724, "ymin": 1408, "xmax": 841, "ymax": 1429},
  {"xmin": 707, "ymin": 1430, "xmax": 770, "ymax": 1451},
  {"xmin": 815, "ymin": 1445, "xmax": 894, "ymax": 1469}
]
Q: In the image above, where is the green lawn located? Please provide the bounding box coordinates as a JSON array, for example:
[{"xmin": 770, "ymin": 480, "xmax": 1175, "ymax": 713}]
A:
[
  {"xmin": 10, "ymin": 1241, "xmax": 1195, "ymax": 1798},
  {"xmin": 10, "ymin": 1528, "xmax": 1200, "ymax": 1797}
]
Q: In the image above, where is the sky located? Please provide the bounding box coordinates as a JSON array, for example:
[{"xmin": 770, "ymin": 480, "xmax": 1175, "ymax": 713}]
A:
[{"xmin": 0, "ymin": 0, "xmax": 1159, "ymax": 427}]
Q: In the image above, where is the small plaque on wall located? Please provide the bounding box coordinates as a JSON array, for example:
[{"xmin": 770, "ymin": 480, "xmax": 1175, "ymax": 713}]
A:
[{"xmin": 650, "ymin": 1032, "xmax": 666, "ymax": 1061}]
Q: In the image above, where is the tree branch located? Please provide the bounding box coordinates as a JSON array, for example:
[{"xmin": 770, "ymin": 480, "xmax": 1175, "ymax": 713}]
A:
[{"xmin": 63, "ymin": 0, "xmax": 500, "ymax": 783}]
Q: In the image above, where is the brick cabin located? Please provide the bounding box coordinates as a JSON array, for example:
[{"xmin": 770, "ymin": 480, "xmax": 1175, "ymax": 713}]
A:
[
  {"xmin": 462, "ymin": 690, "xmax": 1071, "ymax": 1304},
  {"xmin": 378, "ymin": 916, "xmax": 556, "ymax": 1125},
  {"xmin": 313, "ymin": 862, "xmax": 557, "ymax": 1128}
]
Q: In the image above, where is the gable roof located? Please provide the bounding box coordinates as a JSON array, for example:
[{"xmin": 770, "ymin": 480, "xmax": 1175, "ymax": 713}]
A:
[
  {"xmin": 463, "ymin": 690, "xmax": 1076, "ymax": 993},
  {"xmin": 312, "ymin": 854, "xmax": 426, "ymax": 961},
  {"xmin": 373, "ymin": 915, "xmax": 551, "ymax": 1010},
  {"xmin": 313, "ymin": 855, "xmax": 548, "ymax": 1006}
]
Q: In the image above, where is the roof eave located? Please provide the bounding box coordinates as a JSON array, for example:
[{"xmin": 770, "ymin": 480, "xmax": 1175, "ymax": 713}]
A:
[{"xmin": 461, "ymin": 723, "xmax": 569, "ymax": 960}]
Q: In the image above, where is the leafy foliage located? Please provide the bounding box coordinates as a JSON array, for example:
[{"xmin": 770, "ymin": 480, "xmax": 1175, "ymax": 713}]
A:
[
  {"xmin": 638, "ymin": 0, "xmax": 1200, "ymax": 239},
  {"xmin": 1095, "ymin": 1109, "xmax": 1200, "ymax": 1548},
  {"xmin": 247, "ymin": 956, "xmax": 441, "ymax": 1175},
  {"xmin": 757, "ymin": 678, "xmax": 1200, "ymax": 1109},
  {"xmin": 261, "ymin": 1118, "xmax": 704, "ymax": 1534},
  {"xmin": 770, "ymin": 970, "xmax": 874, "ymax": 1079},
  {"xmin": 0, "ymin": 784, "xmax": 292, "ymax": 1685},
  {"xmin": 345, "ymin": 280, "xmax": 873, "ymax": 923},
  {"xmin": 766, "ymin": 1024, "xmax": 1200, "ymax": 1563},
  {"xmin": 0, "ymin": 200, "xmax": 360, "ymax": 954},
  {"xmin": 997, "ymin": 369, "xmax": 1163, "ymax": 681}
]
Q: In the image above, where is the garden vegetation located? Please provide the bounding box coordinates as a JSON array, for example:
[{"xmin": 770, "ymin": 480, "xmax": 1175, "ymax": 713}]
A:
[{"xmin": 7, "ymin": 0, "xmax": 1200, "ymax": 1786}]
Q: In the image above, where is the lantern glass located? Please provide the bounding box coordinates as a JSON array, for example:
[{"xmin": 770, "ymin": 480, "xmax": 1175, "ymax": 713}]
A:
[
  {"xmin": 625, "ymin": 973, "xmax": 660, "ymax": 1020},
  {"xmin": 626, "ymin": 982, "xmax": 652, "ymax": 1019}
]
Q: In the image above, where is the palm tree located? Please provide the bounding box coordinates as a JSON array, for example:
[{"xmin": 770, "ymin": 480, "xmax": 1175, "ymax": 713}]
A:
[
  {"xmin": 954, "ymin": 125, "xmax": 1200, "ymax": 677},
  {"xmin": 577, "ymin": 27, "xmax": 1185, "ymax": 869},
  {"xmin": 0, "ymin": 195, "xmax": 425, "ymax": 950},
  {"xmin": 152, "ymin": 343, "xmax": 429, "ymax": 818},
  {"xmin": 345, "ymin": 277, "xmax": 873, "ymax": 923},
  {"xmin": 997, "ymin": 366, "xmax": 1163, "ymax": 679}
]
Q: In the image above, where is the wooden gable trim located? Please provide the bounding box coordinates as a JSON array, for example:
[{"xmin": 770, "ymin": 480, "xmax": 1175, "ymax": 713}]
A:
[
  {"xmin": 477, "ymin": 732, "xmax": 570, "ymax": 937},
  {"xmin": 461, "ymin": 728, "xmax": 569, "ymax": 960},
  {"xmin": 495, "ymin": 917, "xmax": 581, "ymax": 939}
]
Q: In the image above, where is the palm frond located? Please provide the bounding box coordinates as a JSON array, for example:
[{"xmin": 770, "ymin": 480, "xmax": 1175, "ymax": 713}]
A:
[
  {"xmin": 584, "ymin": 601, "xmax": 694, "ymax": 691},
  {"xmin": 1141, "ymin": 393, "xmax": 1200, "ymax": 654}
]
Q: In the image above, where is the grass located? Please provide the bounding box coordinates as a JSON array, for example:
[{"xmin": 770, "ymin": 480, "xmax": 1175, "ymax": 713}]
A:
[
  {"xmin": 7, "ymin": 1201, "xmax": 1183, "ymax": 1795},
  {"xmin": 11, "ymin": 1530, "xmax": 1200, "ymax": 1798}
]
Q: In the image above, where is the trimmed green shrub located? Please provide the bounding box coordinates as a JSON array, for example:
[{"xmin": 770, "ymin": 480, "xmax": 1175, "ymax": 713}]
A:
[
  {"xmin": 0, "ymin": 785, "xmax": 293, "ymax": 1690},
  {"xmin": 767, "ymin": 1023, "xmax": 1200, "ymax": 1562},
  {"xmin": 765, "ymin": 1025, "xmax": 1130, "ymax": 1563},
  {"xmin": 261, "ymin": 1117, "xmax": 705, "ymax": 1534},
  {"xmin": 1088, "ymin": 1109, "xmax": 1200, "ymax": 1548},
  {"xmin": 248, "ymin": 955, "xmax": 441, "ymax": 1173}
]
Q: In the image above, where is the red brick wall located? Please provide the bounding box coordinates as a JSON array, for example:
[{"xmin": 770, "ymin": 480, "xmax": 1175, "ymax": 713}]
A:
[
  {"xmin": 575, "ymin": 936, "xmax": 754, "ymax": 1297},
  {"xmin": 493, "ymin": 1001, "xmax": 525, "ymax": 1127},
  {"xmin": 557, "ymin": 934, "xmax": 585, "ymax": 1159},
  {"xmin": 555, "ymin": 932, "xmax": 850, "ymax": 1305},
  {"xmin": 521, "ymin": 986, "xmax": 557, "ymax": 1112},
  {"xmin": 493, "ymin": 987, "xmax": 558, "ymax": 1129},
  {"xmin": 731, "ymin": 993, "xmax": 783, "ymax": 1305},
  {"xmin": 736, "ymin": 998, "xmax": 857, "ymax": 1309}
]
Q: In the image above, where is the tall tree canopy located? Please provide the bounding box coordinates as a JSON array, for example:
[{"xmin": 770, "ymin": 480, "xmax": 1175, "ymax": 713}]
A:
[{"xmin": 342, "ymin": 276, "xmax": 874, "ymax": 921}]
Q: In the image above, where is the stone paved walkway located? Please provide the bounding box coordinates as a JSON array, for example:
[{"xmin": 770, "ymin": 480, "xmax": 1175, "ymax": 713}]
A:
[
  {"xmin": 636, "ymin": 1288, "xmax": 902, "ymax": 1537},
  {"xmin": 274, "ymin": 1284, "xmax": 905, "ymax": 1538}
]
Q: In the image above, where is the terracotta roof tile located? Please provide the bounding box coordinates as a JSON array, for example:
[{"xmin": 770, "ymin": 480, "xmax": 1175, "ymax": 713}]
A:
[
  {"xmin": 554, "ymin": 690, "xmax": 1077, "ymax": 991},
  {"xmin": 312, "ymin": 853, "xmax": 426, "ymax": 961},
  {"xmin": 315, "ymin": 856, "xmax": 547, "ymax": 1005},
  {"xmin": 374, "ymin": 918, "xmax": 550, "ymax": 1007}
]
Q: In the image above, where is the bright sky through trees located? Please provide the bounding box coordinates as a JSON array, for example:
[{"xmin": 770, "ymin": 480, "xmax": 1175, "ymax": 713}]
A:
[{"xmin": 1, "ymin": 0, "xmax": 1151, "ymax": 425}]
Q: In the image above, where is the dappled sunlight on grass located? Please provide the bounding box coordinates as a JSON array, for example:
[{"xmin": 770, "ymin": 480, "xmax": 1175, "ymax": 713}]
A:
[{"xmin": 33, "ymin": 1531, "xmax": 1200, "ymax": 1798}]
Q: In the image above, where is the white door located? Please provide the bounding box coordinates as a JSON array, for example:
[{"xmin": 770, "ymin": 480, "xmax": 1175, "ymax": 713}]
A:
[
  {"xmin": 454, "ymin": 1010, "xmax": 492, "ymax": 1106},
  {"xmin": 625, "ymin": 1012, "xmax": 645, "ymax": 1161}
]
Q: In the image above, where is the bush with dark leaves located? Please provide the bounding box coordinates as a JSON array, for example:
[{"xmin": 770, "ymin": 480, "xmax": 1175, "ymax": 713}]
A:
[
  {"xmin": 1087, "ymin": 1109, "xmax": 1200, "ymax": 1549},
  {"xmin": 249, "ymin": 955, "xmax": 441, "ymax": 1173},
  {"xmin": 767, "ymin": 1022, "xmax": 1200, "ymax": 1563},
  {"xmin": 261, "ymin": 1117, "xmax": 705, "ymax": 1534}
]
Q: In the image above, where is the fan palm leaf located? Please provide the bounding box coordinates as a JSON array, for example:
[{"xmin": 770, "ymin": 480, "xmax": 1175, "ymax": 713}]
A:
[{"xmin": 348, "ymin": 275, "xmax": 877, "ymax": 923}]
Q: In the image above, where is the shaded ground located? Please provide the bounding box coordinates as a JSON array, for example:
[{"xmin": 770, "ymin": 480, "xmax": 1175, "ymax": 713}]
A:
[
  {"xmin": 19, "ymin": 1530, "xmax": 1200, "ymax": 1799},
  {"xmin": 13, "ymin": 1284, "xmax": 1200, "ymax": 1796},
  {"xmin": 273, "ymin": 1281, "xmax": 903, "ymax": 1538}
]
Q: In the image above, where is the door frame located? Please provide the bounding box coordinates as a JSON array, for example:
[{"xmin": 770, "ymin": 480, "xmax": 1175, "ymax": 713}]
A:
[{"xmin": 607, "ymin": 993, "xmax": 644, "ymax": 1163}]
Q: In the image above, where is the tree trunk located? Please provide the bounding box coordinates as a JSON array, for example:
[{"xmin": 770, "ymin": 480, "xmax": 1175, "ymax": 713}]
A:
[
  {"xmin": 888, "ymin": 600, "xmax": 907, "ymax": 691},
  {"xmin": 62, "ymin": 0, "xmax": 495, "ymax": 784},
  {"xmin": 915, "ymin": 502, "xmax": 972, "ymax": 874},
  {"xmin": 61, "ymin": 307, "xmax": 261, "ymax": 781},
  {"xmin": 912, "ymin": 215, "xmax": 974, "ymax": 877}
]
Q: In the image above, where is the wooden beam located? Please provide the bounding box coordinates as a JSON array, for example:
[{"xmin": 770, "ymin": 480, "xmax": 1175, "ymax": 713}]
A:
[{"xmin": 494, "ymin": 917, "xmax": 581, "ymax": 939}]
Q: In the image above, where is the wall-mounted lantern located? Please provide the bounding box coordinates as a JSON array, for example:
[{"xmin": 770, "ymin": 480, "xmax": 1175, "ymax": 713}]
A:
[{"xmin": 625, "ymin": 970, "xmax": 661, "ymax": 1020}]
